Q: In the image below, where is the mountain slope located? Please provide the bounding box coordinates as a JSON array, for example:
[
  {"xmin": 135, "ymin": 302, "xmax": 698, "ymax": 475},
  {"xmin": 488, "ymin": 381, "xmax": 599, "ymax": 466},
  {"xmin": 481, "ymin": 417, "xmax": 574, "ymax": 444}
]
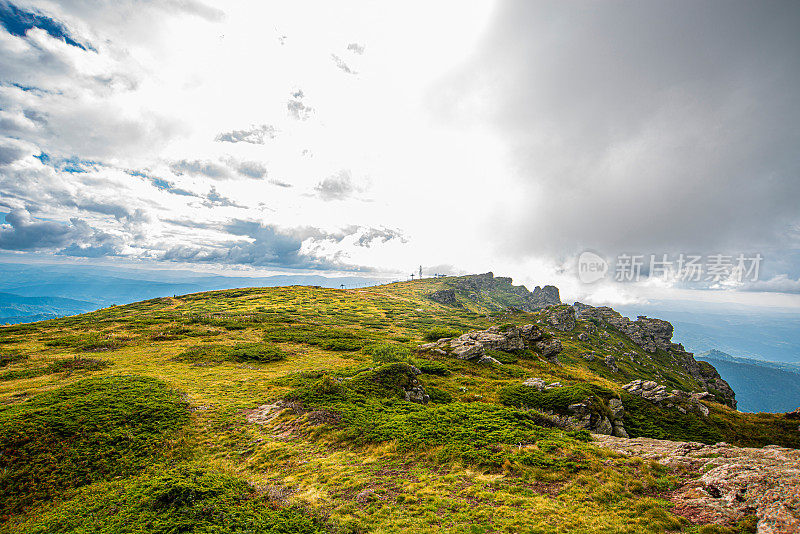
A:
[{"xmin": 0, "ymin": 272, "xmax": 796, "ymax": 533}]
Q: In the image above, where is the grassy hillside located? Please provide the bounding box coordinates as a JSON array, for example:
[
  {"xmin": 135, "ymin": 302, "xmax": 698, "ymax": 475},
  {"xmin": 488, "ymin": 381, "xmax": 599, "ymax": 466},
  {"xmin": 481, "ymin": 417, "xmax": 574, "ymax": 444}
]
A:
[{"xmin": 0, "ymin": 274, "xmax": 795, "ymax": 533}]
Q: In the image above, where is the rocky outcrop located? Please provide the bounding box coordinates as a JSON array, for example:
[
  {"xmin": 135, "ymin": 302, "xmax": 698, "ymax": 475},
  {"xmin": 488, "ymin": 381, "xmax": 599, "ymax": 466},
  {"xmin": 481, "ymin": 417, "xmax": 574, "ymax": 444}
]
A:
[
  {"xmin": 442, "ymin": 272, "xmax": 562, "ymax": 312},
  {"xmin": 520, "ymin": 378, "xmax": 628, "ymax": 437},
  {"xmin": 543, "ymin": 305, "xmax": 576, "ymax": 331},
  {"xmin": 593, "ymin": 435, "xmax": 800, "ymax": 534},
  {"xmin": 419, "ymin": 324, "xmax": 561, "ymax": 362},
  {"xmin": 528, "ymin": 285, "xmax": 561, "ymax": 309},
  {"xmin": 572, "ymin": 304, "xmax": 673, "ymax": 353},
  {"xmin": 622, "ymin": 380, "xmax": 712, "ymax": 416},
  {"xmin": 427, "ymin": 289, "xmax": 459, "ymax": 306},
  {"xmin": 572, "ymin": 303, "xmax": 737, "ymax": 409}
]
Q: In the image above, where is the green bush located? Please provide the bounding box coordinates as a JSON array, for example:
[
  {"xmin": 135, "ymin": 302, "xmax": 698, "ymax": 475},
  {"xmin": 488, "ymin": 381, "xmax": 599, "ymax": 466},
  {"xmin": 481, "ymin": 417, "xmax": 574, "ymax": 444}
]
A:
[
  {"xmin": 176, "ymin": 343, "xmax": 285, "ymax": 364},
  {"xmin": 621, "ymin": 393, "xmax": 724, "ymax": 444},
  {"xmin": 263, "ymin": 324, "xmax": 370, "ymax": 351},
  {"xmin": 287, "ymin": 365, "xmax": 588, "ymax": 469},
  {"xmin": 0, "ymin": 357, "xmax": 109, "ymax": 382},
  {"xmin": 44, "ymin": 333, "xmax": 124, "ymax": 352},
  {"xmin": 411, "ymin": 359, "xmax": 451, "ymax": 376},
  {"xmin": 0, "ymin": 375, "xmax": 190, "ymax": 518},
  {"xmin": 4, "ymin": 465, "xmax": 326, "ymax": 534},
  {"xmin": 498, "ymin": 383, "xmax": 610, "ymax": 416},
  {"xmin": 427, "ymin": 386, "xmax": 453, "ymax": 404},
  {"xmin": 0, "ymin": 350, "xmax": 26, "ymax": 367},
  {"xmin": 423, "ymin": 327, "xmax": 462, "ymax": 342},
  {"xmin": 362, "ymin": 342, "xmax": 413, "ymax": 364}
]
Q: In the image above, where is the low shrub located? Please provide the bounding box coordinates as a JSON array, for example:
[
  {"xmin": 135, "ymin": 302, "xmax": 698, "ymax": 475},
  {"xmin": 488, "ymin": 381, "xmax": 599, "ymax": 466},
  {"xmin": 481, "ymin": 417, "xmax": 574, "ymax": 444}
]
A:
[
  {"xmin": 0, "ymin": 350, "xmax": 26, "ymax": 367},
  {"xmin": 423, "ymin": 327, "xmax": 462, "ymax": 342},
  {"xmin": 412, "ymin": 359, "xmax": 451, "ymax": 376},
  {"xmin": 4, "ymin": 465, "xmax": 327, "ymax": 534},
  {"xmin": 263, "ymin": 324, "xmax": 370, "ymax": 351},
  {"xmin": 175, "ymin": 343, "xmax": 285, "ymax": 364},
  {"xmin": 362, "ymin": 342, "xmax": 413, "ymax": 364},
  {"xmin": 44, "ymin": 333, "xmax": 125, "ymax": 352},
  {"xmin": 498, "ymin": 383, "xmax": 611, "ymax": 416},
  {"xmin": 287, "ymin": 364, "xmax": 588, "ymax": 469},
  {"xmin": 0, "ymin": 375, "xmax": 189, "ymax": 518},
  {"xmin": 0, "ymin": 357, "xmax": 109, "ymax": 382}
]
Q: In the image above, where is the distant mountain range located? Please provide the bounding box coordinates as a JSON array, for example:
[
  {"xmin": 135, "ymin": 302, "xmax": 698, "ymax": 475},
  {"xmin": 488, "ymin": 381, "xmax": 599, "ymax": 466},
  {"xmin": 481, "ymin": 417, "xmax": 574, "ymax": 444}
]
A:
[
  {"xmin": 0, "ymin": 262, "xmax": 387, "ymax": 325},
  {"xmin": 0, "ymin": 292, "xmax": 97, "ymax": 323},
  {"xmin": 696, "ymin": 349, "xmax": 800, "ymax": 413},
  {"xmin": 616, "ymin": 301, "xmax": 800, "ymax": 364}
]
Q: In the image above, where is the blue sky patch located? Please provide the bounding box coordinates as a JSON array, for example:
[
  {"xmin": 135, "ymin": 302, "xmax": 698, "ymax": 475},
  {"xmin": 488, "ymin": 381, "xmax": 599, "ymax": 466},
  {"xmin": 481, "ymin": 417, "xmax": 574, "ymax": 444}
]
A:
[{"xmin": 0, "ymin": 1, "xmax": 94, "ymax": 51}]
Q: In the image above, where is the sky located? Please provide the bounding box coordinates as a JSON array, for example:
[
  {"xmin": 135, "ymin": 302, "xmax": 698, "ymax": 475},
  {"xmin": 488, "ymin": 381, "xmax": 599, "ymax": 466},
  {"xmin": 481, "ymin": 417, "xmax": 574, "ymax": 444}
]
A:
[{"xmin": 1, "ymin": 0, "xmax": 799, "ymax": 307}]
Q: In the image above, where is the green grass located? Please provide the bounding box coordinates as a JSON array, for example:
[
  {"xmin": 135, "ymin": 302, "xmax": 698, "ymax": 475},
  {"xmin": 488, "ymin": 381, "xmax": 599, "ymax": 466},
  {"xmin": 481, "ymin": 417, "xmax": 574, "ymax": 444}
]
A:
[
  {"xmin": 0, "ymin": 276, "xmax": 795, "ymax": 533},
  {"xmin": 0, "ymin": 375, "xmax": 189, "ymax": 518},
  {"xmin": 0, "ymin": 356, "xmax": 109, "ymax": 382},
  {"xmin": 3, "ymin": 465, "xmax": 326, "ymax": 534}
]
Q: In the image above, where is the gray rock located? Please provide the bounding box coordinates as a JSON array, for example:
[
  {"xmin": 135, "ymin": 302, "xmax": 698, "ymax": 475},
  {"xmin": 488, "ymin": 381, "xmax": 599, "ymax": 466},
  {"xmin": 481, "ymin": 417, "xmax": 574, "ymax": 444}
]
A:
[
  {"xmin": 535, "ymin": 338, "xmax": 563, "ymax": 362},
  {"xmin": 427, "ymin": 289, "xmax": 459, "ymax": 306},
  {"xmin": 544, "ymin": 305, "xmax": 576, "ymax": 331},
  {"xmin": 523, "ymin": 377, "xmax": 546, "ymax": 391},
  {"xmin": 528, "ymin": 285, "xmax": 561, "ymax": 309}
]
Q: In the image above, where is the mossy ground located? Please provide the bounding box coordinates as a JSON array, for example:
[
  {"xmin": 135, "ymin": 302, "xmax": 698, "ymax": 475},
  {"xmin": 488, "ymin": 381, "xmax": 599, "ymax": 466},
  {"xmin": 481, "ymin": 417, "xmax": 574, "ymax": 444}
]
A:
[{"xmin": 0, "ymin": 278, "xmax": 782, "ymax": 533}]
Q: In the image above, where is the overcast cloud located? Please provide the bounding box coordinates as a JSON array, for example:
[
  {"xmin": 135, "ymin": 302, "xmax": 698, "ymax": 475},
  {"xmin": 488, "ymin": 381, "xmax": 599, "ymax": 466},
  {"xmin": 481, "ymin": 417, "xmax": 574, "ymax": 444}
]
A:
[{"xmin": 0, "ymin": 0, "xmax": 798, "ymax": 306}]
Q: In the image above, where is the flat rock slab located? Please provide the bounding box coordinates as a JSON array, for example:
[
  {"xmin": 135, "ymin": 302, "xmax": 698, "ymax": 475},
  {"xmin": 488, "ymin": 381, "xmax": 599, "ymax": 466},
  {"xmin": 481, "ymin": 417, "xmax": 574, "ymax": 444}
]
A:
[{"xmin": 592, "ymin": 434, "xmax": 800, "ymax": 534}]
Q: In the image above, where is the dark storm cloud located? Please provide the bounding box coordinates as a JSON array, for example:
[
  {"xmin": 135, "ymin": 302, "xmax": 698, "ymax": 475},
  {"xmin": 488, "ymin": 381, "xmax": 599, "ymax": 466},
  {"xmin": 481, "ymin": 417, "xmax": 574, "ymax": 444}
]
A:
[
  {"xmin": 169, "ymin": 159, "xmax": 231, "ymax": 180},
  {"xmin": 169, "ymin": 158, "xmax": 267, "ymax": 180},
  {"xmin": 161, "ymin": 221, "xmax": 340, "ymax": 269},
  {"xmin": 441, "ymin": 0, "xmax": 800, "ymax": 259},
  {"xmin": 215, "ymin": 124, "xmax": 277, "ymax": 144}
]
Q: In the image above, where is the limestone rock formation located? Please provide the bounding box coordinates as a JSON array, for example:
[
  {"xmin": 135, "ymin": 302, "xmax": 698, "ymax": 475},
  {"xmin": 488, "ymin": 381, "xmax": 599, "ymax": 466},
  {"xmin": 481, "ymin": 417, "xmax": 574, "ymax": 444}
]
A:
[
  {"xmin": 418, "ymin": 324, "xmax": 561, "ymax": 362},
  {"xmin": 528, "ymin": 285, "xmax": 561, "ymax": 309},
  {"xmin": 543, "ymin": 305, "xmax": 576, "ymax": 331},
  {"xmin": 573, "ymin": 302, "xmax": 737, "ymax": 408},
  {"xmin": 437, "ymin": 272, "xmax": 562, "ymax": 312},
  {"xmin": 427, "ymin": 289, "xmax": 459, "ymax": 306},
  {"xmin": 623, "ymin": 379, "xmax": 713, "ymax": 416},
  {"xmin": 593, "ymin": 435, "xmax": 800, "ymax": 534}
]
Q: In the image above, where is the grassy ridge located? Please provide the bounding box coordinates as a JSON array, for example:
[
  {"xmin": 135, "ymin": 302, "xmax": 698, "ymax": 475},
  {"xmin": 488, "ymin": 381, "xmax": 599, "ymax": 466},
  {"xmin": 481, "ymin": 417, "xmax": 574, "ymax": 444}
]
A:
[{"xmin": 0, "ymin": 277, "xmax": 786, "ymax": 532}]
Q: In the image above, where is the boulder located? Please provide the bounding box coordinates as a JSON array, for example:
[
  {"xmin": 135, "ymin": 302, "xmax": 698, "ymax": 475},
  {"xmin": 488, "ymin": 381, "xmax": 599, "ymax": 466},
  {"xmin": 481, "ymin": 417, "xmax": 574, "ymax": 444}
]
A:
[
  {"xmin": 427, "ymin": 289, "xmax": 459, "ymax": 306},
  {"xmin": 419, "ymin": 324, "xmax": 548, "ymax": 364},
  {"xmin": 522, "ymin": 377, "xmax": 546, "ymax": 391},
  {"xmin": 534, "ymin": 338, "xmax": 563, "ymax": 362}
]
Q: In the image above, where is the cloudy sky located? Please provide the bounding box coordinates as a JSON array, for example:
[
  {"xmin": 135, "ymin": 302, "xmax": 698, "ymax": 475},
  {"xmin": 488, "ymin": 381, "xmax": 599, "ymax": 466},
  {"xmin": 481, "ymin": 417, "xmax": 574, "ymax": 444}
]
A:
[{"xmin": 1, "ymin": 0, "xmax": 799, "ymax": 306}]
